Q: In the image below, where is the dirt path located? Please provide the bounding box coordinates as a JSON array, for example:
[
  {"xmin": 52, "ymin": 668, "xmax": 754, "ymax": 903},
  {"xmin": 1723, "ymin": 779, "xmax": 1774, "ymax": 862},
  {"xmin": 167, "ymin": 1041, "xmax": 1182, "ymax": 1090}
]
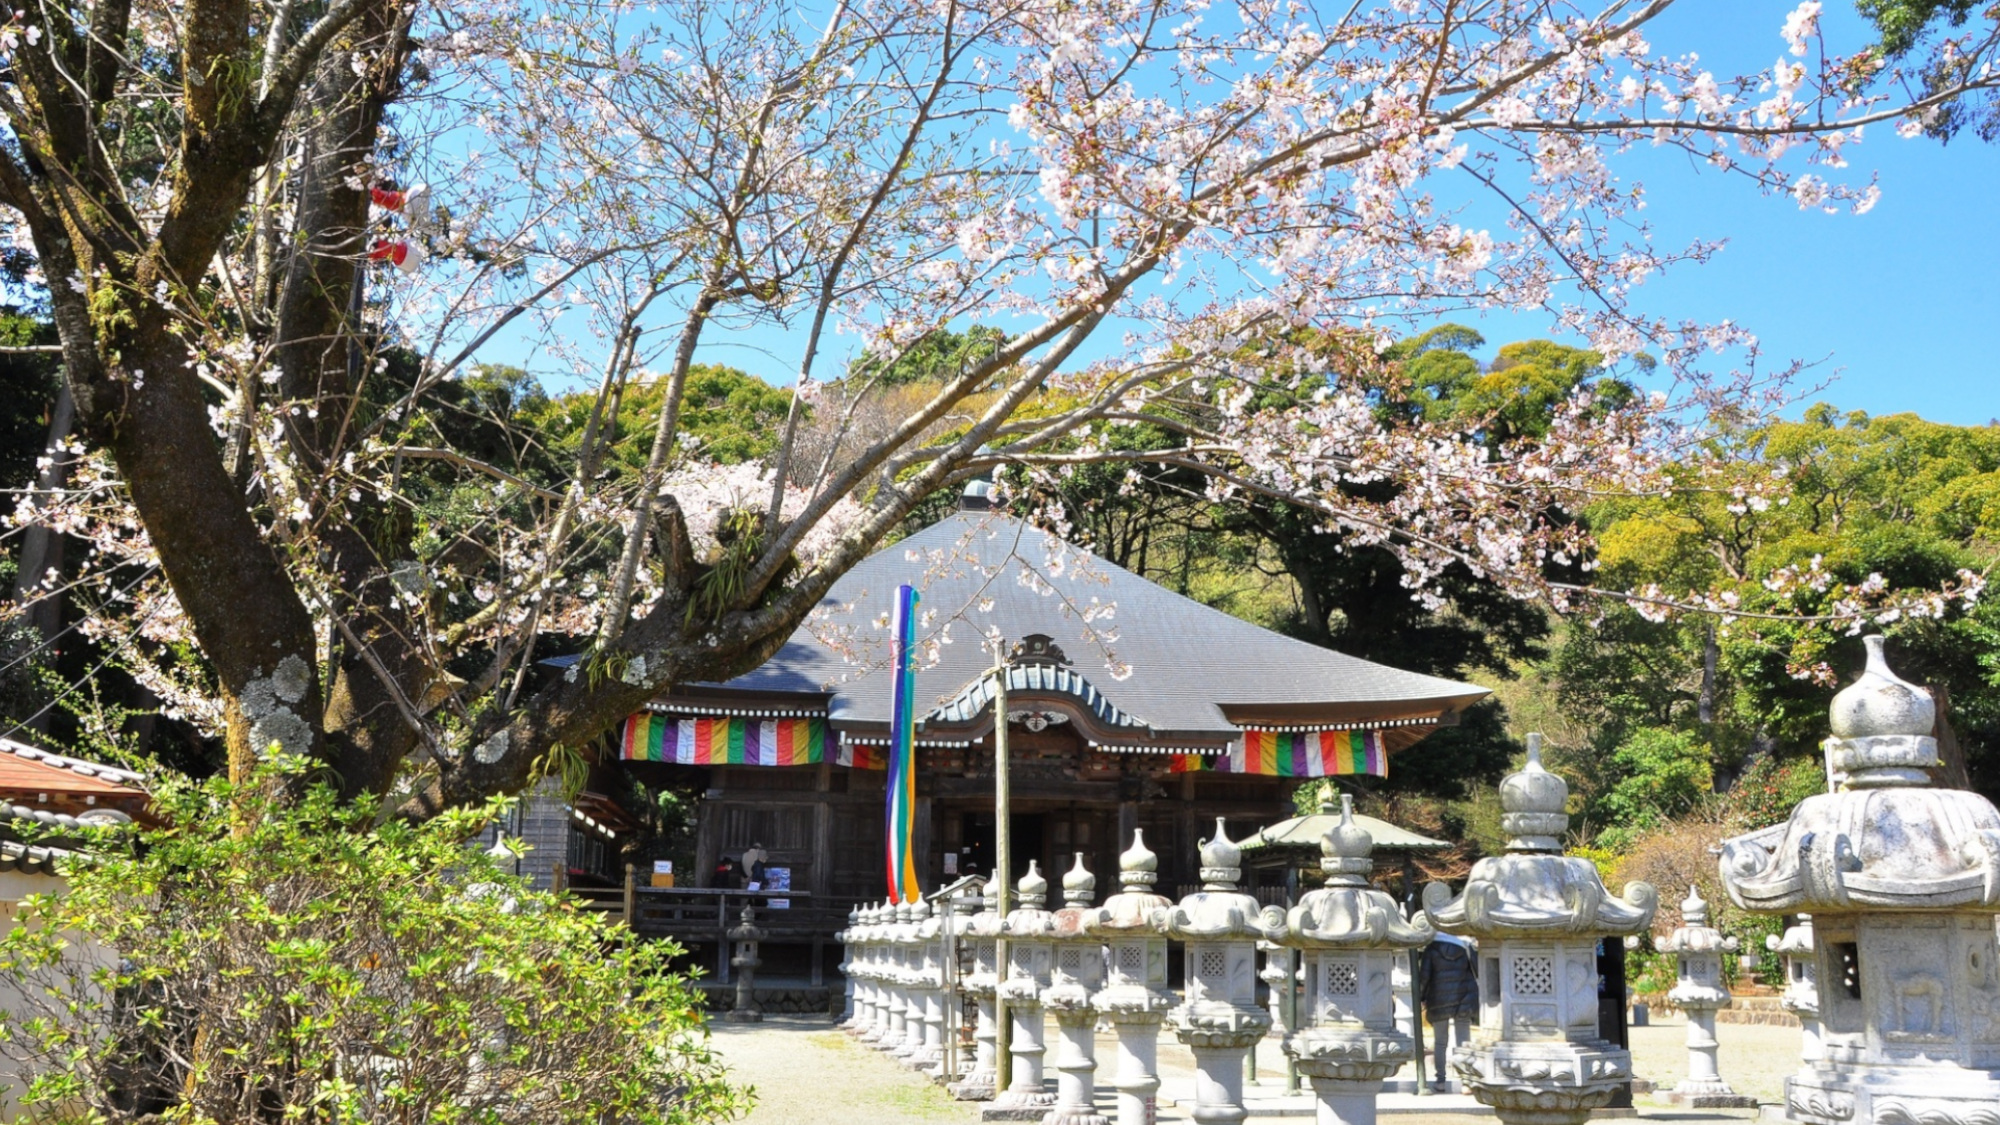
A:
[
  {"xmin": 704, "ymin": 1013, "xmax": 1790, "ymax": 1125},
  {"xmin": 707, "ymin": 1017, "xmax": 981, "ymax": 1125}
]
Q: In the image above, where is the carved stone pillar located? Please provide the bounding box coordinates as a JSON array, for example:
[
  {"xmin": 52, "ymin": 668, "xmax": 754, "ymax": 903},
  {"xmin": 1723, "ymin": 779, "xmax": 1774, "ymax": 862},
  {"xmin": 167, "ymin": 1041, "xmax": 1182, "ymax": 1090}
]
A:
[{"xmin": 1424, "ymin": 736, "xmax": 1658, "ymax": 1125}]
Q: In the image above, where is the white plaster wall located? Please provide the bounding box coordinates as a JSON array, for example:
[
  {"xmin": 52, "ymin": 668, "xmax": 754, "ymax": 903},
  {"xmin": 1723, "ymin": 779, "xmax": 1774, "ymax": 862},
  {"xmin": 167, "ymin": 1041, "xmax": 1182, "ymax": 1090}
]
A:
[{"xmin": 0, "ymin": 873, "xmax": 116, "ymax": 1123}]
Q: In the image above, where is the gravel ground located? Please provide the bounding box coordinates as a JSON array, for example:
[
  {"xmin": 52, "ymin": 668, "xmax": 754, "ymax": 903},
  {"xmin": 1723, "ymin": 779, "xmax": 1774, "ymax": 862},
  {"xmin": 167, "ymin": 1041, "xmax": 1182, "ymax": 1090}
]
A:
[
  {"xmin": 1628, "ymin": 1015, "xmax": 1804, "ymax": 1106},
  {"xmin": 707, "ymin": 1013, "xmax": 1802, "ymax": 1124}
]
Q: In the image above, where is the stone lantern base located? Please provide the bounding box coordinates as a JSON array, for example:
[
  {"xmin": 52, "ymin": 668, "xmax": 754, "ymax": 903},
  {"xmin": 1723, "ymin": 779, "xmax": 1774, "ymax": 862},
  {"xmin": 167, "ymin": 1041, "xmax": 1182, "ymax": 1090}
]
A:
[
  {"xmin": 1785, "ymin": 1066, "xmax": 2000, "ymax": 1125},
  {"xmin": 1453, "ymin": 1041, "xmax": 1631, "ymax": 1125},
  {"xmin": 1663, "ymin": 1080, "xmax": 1756, "ymax": 1109},
  {"xmin": 1663, "ymin": 1087, "xmax": 1757, "ymax": 1109}
]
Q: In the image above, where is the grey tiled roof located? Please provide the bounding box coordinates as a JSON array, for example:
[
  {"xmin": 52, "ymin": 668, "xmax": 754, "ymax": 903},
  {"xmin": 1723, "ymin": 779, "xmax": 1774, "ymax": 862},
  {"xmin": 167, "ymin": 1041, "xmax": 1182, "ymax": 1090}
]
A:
[{"xmin": 704, "ymin": 513, "xmax": 1489, "ymax": 739}]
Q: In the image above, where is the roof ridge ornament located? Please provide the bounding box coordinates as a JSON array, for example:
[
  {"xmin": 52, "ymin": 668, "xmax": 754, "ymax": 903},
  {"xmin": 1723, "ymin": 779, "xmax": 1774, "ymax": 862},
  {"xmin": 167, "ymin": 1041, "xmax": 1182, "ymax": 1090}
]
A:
[{"xmin": 1009, "ymin": 633, "xmax": 1071, "ymax": 666}]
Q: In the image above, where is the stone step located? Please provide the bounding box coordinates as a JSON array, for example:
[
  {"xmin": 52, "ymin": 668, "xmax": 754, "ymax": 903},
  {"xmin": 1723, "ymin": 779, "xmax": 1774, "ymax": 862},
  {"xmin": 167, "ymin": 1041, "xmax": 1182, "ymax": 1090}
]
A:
[{"xmin": 1716, "ymin": 1006, "xmax": 1801, "ymax": 1027}]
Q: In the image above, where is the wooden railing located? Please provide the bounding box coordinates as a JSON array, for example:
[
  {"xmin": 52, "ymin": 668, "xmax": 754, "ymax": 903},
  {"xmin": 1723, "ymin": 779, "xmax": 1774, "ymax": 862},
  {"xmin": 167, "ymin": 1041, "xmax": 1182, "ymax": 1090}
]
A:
[{"xmin": 569, "ymin": 883, "xmax": 870, "ymax": 985}]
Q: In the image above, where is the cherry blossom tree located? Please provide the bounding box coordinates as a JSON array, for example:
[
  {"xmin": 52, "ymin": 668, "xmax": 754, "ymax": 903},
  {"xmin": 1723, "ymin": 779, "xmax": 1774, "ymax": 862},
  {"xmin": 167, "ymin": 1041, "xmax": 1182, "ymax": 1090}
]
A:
[{"xmin": 3, "ymin": 0, "xmax": 1995, "ymax": 816}]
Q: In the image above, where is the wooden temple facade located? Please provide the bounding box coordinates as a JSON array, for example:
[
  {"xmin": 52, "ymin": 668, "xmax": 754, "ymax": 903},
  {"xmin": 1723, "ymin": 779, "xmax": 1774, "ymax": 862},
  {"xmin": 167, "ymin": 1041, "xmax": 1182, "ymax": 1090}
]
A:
[{"xmin": 563, "ymin": 511, "xmax": 1488, "ymax": 986}]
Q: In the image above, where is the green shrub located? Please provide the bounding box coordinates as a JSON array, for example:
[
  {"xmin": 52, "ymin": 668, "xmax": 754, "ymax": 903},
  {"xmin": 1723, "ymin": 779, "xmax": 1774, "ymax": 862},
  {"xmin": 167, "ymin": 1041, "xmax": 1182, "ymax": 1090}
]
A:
[
  {"xmin": 1726, "ymin": 754, "xmax": 1828, "ymax": 831},
  {"xmin": 0, "ymin": 760, "xmax": 748, "ymax": 1124},
  {"xmin": 1592, "ymin": 726, "xmax": 1712, "ymax": 851}
]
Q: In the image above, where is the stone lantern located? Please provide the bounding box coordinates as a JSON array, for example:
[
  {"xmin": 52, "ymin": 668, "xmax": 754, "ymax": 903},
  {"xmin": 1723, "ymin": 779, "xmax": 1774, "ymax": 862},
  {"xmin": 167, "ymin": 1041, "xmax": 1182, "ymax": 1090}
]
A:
[
  {"xmin": 1718, "ymin": 636, "xmax": 2000, "ymax": 1125},
  {"xmin": 953, "ymin": 880, "xmax": 1005, "ymax": 1101},
  {"xmin": 1083, "ymin": 830, "xmax": 1176, "ymax": 1125},
  {"xmin": 993, "ymin": 861, "xmax": 1058, "ymax": 1113},
  {"xmin": 849, "ymin": 902, "xmax": 881, "ymax": 1040},
  {"xmin": 1766, "ymin": 914, "xmax": 1821, "ymax": 1061},
  {"xmin": 1270, "ymin": 795, "xmax": 1434, "ymax": 1125},
  {"xmin": 1046, "ymin": 853, "xmax": 1108, "ymax": 1125},
  {"xmin": 726, "ymin": 904, "xmax": 765, "ymax": 1023},
  {"xmin": 1260, "ymin": 941, "xmax": 1296, "ymax": 1036},
  {"xmin": 1659, "ymin": 887, "xmax": 1752, "ymax": 1107},
  {"xmin": 1158, "ymin": 818, "xmax": 1276, "ymax": 1125},
  {"xmin": 837, "ymin": 905, "xmax": 860, "ymax": 1028},
  {"xmin": 941, "ymin": 882, "xmax": 987, "ymax": 1085},
  {"xmin": 910, "ymin": 896, "xmax": 946, "ymax": 1072},
  {"xmin": 886, "ymin": 900, "xmax": 920, "ymax": 1059},
  {"xmin": 861, "ymin": 901, "xmax": 893, "ymax": 1044},
  {"xmin": 1423, "ymin": 735, "xmax": 1657, "ymax": 1125}
]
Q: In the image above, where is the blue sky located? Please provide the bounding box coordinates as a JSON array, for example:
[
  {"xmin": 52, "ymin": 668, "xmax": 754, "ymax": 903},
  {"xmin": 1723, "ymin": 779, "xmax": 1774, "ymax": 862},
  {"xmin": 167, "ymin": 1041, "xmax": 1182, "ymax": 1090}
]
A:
[
  {"xmin": 1476, "ymin": 1, "xmax": 2000, "ymax": 427},
  {"xmin": 670, "ymin": 3, "xmax": 1999, "ymax": 427}
]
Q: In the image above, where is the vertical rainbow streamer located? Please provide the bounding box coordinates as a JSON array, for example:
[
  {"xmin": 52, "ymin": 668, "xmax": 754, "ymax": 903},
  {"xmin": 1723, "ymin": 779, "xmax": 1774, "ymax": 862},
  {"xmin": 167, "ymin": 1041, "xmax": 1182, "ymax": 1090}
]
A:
[{"xmin": 885, "ymin": 584, "xmax": 922, "ymax": 904}]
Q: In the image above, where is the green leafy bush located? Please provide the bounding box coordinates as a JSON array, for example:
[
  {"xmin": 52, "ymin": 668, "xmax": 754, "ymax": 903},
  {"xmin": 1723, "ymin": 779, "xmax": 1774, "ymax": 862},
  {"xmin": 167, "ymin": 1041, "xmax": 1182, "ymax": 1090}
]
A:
[
  {"xmin": 1591, "ymin": 726, "xmax": 1713, "ymax": 851},
  {"xmin": 0, "ymin": 761, "xmax": 748, "ymax": 1124},
  {"xmin": 1726, "ymin": 754, "xmax": 1829, "ymax": 831}
]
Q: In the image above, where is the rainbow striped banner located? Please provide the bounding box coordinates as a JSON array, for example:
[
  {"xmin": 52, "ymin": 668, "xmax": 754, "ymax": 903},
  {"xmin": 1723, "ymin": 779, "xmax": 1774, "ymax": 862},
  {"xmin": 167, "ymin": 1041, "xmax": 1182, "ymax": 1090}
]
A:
[
  {"xmin": 1236, "ymin": 729, "xmax": 1387, "ymax": 778},
  {"xmin": 884, "ymin": 585, "xmax": 921, "ymax": 904},
  {"xmin": 620, "ymin": 713, "xmax": 825, "ymax": 766}
]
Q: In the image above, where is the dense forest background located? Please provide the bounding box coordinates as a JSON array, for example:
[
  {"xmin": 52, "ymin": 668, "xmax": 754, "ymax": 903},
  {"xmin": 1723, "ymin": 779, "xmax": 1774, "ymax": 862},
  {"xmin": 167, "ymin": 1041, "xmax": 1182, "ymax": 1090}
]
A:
[{"xmin": 5, "ymin": 303, "xmax": 1997, "ymax": 967}]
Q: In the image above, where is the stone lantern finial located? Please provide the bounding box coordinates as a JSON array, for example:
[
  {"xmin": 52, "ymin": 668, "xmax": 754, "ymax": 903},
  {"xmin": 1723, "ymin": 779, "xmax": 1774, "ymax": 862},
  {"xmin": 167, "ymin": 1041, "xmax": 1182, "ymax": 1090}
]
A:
[
  {"xmin": 1499, "ymin": 732, "xmax": 1569, "ymax": 851},
  {"xmin": 1018, "ymin": 859, "xmax": 1049, "ymax": 909},
  {"xmin": 1062, "ymin": 852, "xmax": 1096, "ymax": 908},
  {"xmin": 1118, "ymin": 828, "xmax": 1159, "ymax": 892},
  {"xmin": 1198, "ymin": 817, "xmax": 1242, "ymax": 890},
  {"xmin": 1321, "ymin": 793, "xmax": 1374, "ymax": 884},
  {"xmin": 1681, "ymin": 885, "xmax": 1709, "ymax": 928},
  {"xmin": 1826, "ymin": 634, "xmax": 1940, "ymax": 788}
]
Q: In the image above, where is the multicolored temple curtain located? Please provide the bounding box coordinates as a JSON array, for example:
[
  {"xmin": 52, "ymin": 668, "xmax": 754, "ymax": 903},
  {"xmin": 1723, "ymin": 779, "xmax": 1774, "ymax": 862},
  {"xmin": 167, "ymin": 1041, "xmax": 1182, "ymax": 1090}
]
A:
[
  {"xmin": 835, "ymin": 741, "xmax": 888, "ymax": 770},
  {"xmin": 1236, "ymin": 729, "xmax": 1388, "ymax": 778},
  {"xmin": 619, "ymin": 713, "xmax": 826, "ymax": 766},
  {"xmin": 884, "ymin": 584, "xmax": 921, "ymax": 905}
]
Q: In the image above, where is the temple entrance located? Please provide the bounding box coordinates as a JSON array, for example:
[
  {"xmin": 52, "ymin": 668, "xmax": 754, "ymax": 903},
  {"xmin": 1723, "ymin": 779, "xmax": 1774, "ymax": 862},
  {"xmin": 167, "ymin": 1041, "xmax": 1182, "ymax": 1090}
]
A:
[{"xmin": 952, "ymin": 810, "xmax": 1043, "ymax": 883}]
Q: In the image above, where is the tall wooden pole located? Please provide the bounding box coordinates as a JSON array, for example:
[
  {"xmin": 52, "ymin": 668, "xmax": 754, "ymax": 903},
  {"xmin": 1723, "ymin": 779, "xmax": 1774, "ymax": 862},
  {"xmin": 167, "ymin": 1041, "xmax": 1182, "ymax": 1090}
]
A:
[{"xmin": 992, "ymin": 645, "xmax": 1013, "ymax": 1094}]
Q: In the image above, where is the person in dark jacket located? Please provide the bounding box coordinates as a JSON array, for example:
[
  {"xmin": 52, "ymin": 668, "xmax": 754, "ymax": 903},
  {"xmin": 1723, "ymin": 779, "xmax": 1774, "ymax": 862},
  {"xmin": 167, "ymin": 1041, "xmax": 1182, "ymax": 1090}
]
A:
[
  {"xmin": 1419, "ymin": 933, "xmax": 1480, "ymax": 1087},
  {"xmin": 712, "ymin": 855, "xmax": 741, "ymax": 889}
]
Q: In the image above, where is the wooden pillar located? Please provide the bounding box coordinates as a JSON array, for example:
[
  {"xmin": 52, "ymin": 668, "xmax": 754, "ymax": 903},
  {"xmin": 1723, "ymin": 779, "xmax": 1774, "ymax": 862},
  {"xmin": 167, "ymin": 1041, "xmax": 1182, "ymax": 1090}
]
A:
[
  {"xmin": 812, "ymin": 763, "xmax": 834, "ymax": 897},
  {"xmin": 1117, "ymin": 799, "xmax": 1138, "ymax": 851},
  {"xmin": 694, "ymin": 803, "xmax": 722, "ymax": 890}
]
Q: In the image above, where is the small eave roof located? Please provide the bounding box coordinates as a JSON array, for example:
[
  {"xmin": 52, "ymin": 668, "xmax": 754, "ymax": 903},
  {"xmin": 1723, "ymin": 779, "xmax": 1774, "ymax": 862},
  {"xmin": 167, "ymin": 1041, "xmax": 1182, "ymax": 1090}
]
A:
[
  {"xmin": 704, "ymin": 513, "xmax": 1489, "ymax": 739},
  {"xmin": 0, "ymin": 738, "xmax": 146, "ymax": 797}
]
